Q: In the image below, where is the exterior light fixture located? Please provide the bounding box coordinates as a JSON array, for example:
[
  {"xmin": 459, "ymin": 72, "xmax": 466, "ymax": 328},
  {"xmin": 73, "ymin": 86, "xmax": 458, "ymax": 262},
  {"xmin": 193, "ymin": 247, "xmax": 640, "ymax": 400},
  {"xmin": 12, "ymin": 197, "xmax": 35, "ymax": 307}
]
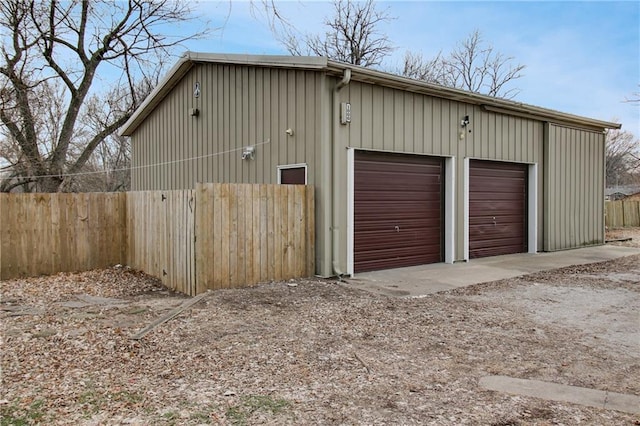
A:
[
  {"xmin": 461, "ymin": 115, "xmax": 470, "ymax": 127},
  {"xmin": 241, "ymin": 146, "xmax": 255, "ymax": 160}
]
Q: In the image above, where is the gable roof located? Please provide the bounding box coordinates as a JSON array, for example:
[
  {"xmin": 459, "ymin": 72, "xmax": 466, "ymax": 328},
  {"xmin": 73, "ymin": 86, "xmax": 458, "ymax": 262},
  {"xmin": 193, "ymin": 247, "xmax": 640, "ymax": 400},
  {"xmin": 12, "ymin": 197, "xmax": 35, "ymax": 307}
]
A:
[{"xmin": 120, "ymin": 51, "xmax": 621, "ymax": 136}]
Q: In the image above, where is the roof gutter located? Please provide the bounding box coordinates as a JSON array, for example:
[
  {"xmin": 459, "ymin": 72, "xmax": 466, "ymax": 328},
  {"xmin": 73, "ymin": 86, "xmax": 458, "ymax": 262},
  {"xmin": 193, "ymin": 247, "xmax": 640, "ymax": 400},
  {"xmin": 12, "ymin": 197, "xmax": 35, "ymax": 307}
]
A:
[
  {"xmin": 332, "ymin": 68, "xmax": 351, "ymax": 278},
  {"xmin": 480, "ymin": 104, "xmax": 621, "ymax": 132},
  {"xmin": 325, "ymin": 60, "xmax": 621, "ymax": 131}
]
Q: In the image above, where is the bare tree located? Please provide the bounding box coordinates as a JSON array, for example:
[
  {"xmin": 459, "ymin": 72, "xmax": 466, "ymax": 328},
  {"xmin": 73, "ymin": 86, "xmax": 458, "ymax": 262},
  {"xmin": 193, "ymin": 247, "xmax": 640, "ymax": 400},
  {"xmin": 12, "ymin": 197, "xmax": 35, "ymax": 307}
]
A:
[
  {"xmin": 402, "ymin": 30, "xmax": 525, "ymax": 99},
  {"xmin": 0, "ymin": 0, "xmax": 208, "ymax": 193},
  {"xmin": 606, "ymin": 125, "xmax": 640, "ymax": 186},
  {"xmin": 279, "ymin": 0, "xmax": 394, "ymax": 67},
  {"xmin": 402, "ymin": 51, "xmax": 446, "ymax": 84}
]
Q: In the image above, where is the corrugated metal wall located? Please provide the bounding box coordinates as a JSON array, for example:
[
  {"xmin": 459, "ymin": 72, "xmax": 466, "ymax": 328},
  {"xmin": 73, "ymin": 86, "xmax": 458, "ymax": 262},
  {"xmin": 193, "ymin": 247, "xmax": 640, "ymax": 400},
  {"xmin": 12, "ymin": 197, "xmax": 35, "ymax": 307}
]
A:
[
  {"xmin": 131, "ymin": 64, "xmax": 324, "ymax": 190},
  {"xmin": 335, "ymin": 81, "xmax": 544, "ymax": 263},
  {"xmin": 129, "ymin": 62, "xmax": 331, "ymax": 277},
  {"xmin": 544, "ymin": 124, "xmax": 605, "ymax": 250},
  {"xmin": 130, "ymin": 63, "xmax": 606, "ymax": 275}
]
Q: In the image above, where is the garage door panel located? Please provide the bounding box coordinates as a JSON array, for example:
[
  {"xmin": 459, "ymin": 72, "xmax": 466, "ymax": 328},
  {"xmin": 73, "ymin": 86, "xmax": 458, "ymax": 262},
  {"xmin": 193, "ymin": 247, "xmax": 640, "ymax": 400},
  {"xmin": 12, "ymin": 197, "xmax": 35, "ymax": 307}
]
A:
[
  {"xmin": 356, "ymin": 178, "xmax": 442, "ymax": 192},
  {"xmin": 355, "ymin": 151, "xmax": 443, "ymax": 272},
  {"xmin": 469, "ymin": 201, "xmax": 525, "ymax": 215},
  {"xmin": 469, "ymin": 224, "xmax": 525, "ymax": 238},
  {"xmin": 356, "ymin": 247, "xmax": 442, "ymax": 271},
  {"xmin": 355, "ymin": 202, "xmax": 441, "ymax": 214},
  {"xmin": 356, "ymin": 217, "xmax": 441, "ymax": 231},
  {"xmin": 356, "ymin": 235, "xmax": 441, "ymax": 252},
  {"xmin": 352, "ymin": 183, "xmax": 441, "ymax": 201},
  {"xmin": 469, "ymin": 160, "xmax": 527, "ymax": 259},
  {"xmin": 470, "ymin": 180, "xmax": 525, "ymax": 192}
]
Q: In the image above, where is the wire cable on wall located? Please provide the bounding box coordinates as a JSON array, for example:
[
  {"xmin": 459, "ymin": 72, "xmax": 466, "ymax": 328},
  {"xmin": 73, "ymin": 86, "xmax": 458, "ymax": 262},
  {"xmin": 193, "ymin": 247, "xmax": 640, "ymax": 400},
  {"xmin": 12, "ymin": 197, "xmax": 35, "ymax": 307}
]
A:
[{"xmin": 0, "ymin": 139, "xmax": 271, "ymax": 180}]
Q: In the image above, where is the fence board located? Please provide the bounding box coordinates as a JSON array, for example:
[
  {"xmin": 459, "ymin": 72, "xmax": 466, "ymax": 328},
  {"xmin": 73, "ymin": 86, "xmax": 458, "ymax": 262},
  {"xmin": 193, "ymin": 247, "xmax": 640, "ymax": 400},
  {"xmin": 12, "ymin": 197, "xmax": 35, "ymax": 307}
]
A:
[
  {"xmin": 126, "ymin": 190, "xmax": 196, "ymax": 295},
  {"xmin": 2, "ymin": 185, "xmax": 314, "ymax": 295},
  {"xmin": 606, "ymin": 200, "xmax": 640, "ymax": 228},
  {"xmin": 1, "ymin": 192, "xmax": 127, "ymax": 280}
]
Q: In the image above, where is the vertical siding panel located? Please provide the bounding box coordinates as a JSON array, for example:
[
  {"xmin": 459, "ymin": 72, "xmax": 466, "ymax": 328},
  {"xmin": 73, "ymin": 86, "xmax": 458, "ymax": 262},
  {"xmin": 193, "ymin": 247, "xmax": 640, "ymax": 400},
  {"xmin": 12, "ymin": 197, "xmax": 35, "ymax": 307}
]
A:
[
  {"xmin": 432, "ymin": 98, "xmax": 441, "ymax": 155},
  {"xmin": 545, "ymin": 124, "xmax": 604, "ymax": 250},
  {"xmin": 393, "ymin": 90, "xmax": 404, "ymax": 151},
  {"xmin": 413, "ymin": 95, "xmax": 423, "ymax": 155},
  {"xmin": 487, "ymin": 112, "xmax": 496, "ymax": 159},
  {"xmin": 222, "ymin": 66, "xmax": 230, "ymax": 182},
  {"xmin": 279, "ymin": 71, "xmax": 288, "ymax": 167},
  {"xmin": 229, "ymin": 67, "xmax": 238, "ymax": 182},
  {"xmin": 423, "ymin": 97, "xmax": 433, "ymax": 154},
  {"xmin": 242, "ymin": 67, "xmax": 250, "ymax": 183},
  {"xmin": 305, "ymin": 73, "xmax": 316, "ymax": 183},
  {"xmin": 349, "ymin": 84, "xmax": 361, "ymax": 149},
  {"xmin": 361, "ymin": 84, "xmax": 373, "ymax": 149},
  {"xmin": 270, "ymin": 70, "xmax": 280, "ymax": 179},
  {"xmin": 514, "ymin": 119, "xmax": 522, "ymax": 161},
  {"xmin": 481, "ymin": 109, "xmax": 490, "ymax": 158},
  {"xmin": 372, "ymin": 87, "xmax": 384, "ymax": 149},
  {"xmin": 262, "ymin": 68, "xmax": 272, "ymax": 183},
  {"xmin": 287, "ymin": 70, "xmax": 296, "ymax": 164},
  {"xmin": 209, "ymin": 65, "xmax": 215, "ymax": 183},
  {"xmin": 295, "ymin": 71, "xmax": 306, "ymax": 164},
  {"xmin": 447, "ymin": 102, "xmax": 459, "ymax": 158},
  {"xmin": 405, "ymin": 93, "xmax": 414, "ymax": 153},
  {"xmin": 584, "ymin": 133, "xmax": 591, "ymax": 243},
  {"xmin": 383, "ymin": 88, "xmax": 394, "ymax": 150},
  {"xmin": 255, "ymin": 68, "xmax": 265, "ymax": 183}
]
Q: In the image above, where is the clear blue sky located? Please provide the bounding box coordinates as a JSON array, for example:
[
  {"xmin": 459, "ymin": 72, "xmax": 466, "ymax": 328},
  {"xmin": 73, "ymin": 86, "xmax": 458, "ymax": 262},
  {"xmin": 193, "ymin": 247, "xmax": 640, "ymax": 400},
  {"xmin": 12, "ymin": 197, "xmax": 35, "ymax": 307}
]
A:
[{"xmin": 178, "ymin": 0, "xmax": 639, "ymax": 138}]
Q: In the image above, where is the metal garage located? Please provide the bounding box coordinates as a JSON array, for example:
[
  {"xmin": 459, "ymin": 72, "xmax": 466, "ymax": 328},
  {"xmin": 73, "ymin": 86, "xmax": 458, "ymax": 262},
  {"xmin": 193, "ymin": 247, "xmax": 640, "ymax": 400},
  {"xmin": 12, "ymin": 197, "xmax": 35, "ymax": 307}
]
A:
[
  {"xmin": 469, "ymin": 160, "xmax": 527, "ymax": 258},
  {"xmin": 354, "ymin": 151, "xmax": 443, "ymax": 272},
  {"xmin": 122, "ymin": 53, "xmax": 620, "ymax": 278}
]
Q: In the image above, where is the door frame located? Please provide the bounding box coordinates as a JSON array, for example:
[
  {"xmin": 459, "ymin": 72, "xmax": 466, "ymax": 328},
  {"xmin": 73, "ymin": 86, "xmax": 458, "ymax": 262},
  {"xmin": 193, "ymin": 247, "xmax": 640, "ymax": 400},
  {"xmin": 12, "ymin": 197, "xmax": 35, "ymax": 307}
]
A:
[
  {"xmin": 463, "ymin": 158, "xmax": 538, "ymax": 261},
  {"xmin": 346, "ymin": 148, "xmax": 455, "ymax": 276}
]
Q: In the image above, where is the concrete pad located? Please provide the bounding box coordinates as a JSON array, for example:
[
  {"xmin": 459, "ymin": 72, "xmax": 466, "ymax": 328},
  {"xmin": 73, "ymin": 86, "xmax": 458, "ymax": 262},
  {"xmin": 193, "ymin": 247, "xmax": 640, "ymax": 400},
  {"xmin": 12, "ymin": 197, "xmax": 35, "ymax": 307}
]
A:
[
  {"xmin": 345, "ymin": 245, "xmax": 640, "ymax": 298},
  {"xmin": 480, "ymin": 375, "xmax": 640, "ymax": 415}
]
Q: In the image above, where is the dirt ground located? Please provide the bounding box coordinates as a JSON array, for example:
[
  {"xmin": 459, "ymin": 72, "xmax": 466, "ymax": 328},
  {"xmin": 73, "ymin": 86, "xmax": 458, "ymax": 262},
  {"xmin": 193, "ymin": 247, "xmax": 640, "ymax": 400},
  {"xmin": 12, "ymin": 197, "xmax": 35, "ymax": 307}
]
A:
[{"xmin": 1, "ymin": 229, "xmax": 639, "ymax": 425}]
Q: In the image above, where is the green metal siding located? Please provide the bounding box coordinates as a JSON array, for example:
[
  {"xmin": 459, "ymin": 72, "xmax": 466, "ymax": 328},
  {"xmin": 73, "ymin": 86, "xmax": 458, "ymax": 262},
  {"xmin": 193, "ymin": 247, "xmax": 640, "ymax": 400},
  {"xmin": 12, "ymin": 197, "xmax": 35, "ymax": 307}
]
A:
[
  {"xmin": 544, "ymin": 124, "xmax": 605, "ymax": 251},
  {"xmin": 131, "ymin": 64, "xmax": 324, "ymax": 190},
  {"xmin": 130, "ymin": 64, "xmax": 607, "ymax": 277},
  {"xmin": 335, "ymin": 80, "xmax": 544, "ymax": 265}
]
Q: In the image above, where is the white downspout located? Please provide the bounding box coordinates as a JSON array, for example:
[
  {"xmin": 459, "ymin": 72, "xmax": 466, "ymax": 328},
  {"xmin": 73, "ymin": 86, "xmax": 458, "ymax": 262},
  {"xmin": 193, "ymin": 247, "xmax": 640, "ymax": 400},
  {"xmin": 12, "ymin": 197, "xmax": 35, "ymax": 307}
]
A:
[{"xmin": 332, "ymin": 69, "xmax": 351, "ymax": 277}]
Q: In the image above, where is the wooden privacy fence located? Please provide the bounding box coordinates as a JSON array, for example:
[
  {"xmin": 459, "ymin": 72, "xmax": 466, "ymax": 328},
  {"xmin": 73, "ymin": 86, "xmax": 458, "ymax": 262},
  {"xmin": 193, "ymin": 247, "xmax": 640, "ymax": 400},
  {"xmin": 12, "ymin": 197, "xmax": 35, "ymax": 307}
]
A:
[
  {"xmin": 605, "ymin": 200, "xmax": 640, "ymax": 228},
  {"xmin": 1, "ymin": 184, "xmax": 315, "ymax": 295},
  {"xmin": 1, "ymin": 192, "xmax": 127, "ymax": 279}
]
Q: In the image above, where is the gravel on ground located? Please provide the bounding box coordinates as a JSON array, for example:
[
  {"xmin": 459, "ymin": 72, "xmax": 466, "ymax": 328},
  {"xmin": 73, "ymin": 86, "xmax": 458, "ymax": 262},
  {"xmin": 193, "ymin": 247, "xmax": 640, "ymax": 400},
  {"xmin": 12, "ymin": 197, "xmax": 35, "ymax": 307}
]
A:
[{"xmin": 1, "ymin": 229, "xmax": 639, "ymax": 425}]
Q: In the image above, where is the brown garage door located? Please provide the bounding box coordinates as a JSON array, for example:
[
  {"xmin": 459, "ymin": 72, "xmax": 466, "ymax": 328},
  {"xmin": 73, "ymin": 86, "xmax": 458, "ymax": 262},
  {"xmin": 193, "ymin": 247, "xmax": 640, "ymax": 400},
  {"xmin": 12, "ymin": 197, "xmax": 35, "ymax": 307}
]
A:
[
  {"xmin": 469, "ymin": 160, "xmax": 527, "ymax": 258},
  {"xmin": 355, "ymin": 151, "xmax": 443, "ymax": 272}
]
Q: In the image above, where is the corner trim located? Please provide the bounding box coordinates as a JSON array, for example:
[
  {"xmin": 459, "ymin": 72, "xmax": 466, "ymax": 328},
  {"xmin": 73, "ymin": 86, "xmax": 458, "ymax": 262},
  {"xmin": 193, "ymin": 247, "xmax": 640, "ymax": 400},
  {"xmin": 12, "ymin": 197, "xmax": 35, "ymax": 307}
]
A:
[
  {"xmin": 346, "ymin": 148, "xmax": 355, "ymax": 276},
  {"xmin": 528, "ymin": 164, "xmax": 538, "ymax": 253},
  {"xmin": 463, "ymin": 158, "xmax": 470, "ymax": 261},
  {"xmin": 444, "ymin": 157, "xmax": 456, "ymax": 264}
]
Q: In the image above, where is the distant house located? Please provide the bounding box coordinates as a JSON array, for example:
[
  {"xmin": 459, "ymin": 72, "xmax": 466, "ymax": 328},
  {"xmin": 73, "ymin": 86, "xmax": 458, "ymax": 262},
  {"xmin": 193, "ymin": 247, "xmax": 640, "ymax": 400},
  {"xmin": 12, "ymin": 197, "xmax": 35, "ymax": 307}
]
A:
[
  {"xmin": 605, "ymin": 186, "xmax": 640, "ymax": 201},
  {"xmin": 626, "ymin": 192, "xmax": 640, "ymax": 201},
  {"xmin": 121, "ymin": 52, "xmax": 621, "ymax": 277}
]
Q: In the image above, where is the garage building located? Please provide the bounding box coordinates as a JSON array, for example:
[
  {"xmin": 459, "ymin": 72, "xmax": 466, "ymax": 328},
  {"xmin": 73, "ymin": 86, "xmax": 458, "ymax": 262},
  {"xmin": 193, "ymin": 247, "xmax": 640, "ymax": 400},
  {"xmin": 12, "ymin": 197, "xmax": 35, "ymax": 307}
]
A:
[{"xmin": 121, "ymin": 52, "xmax": 621, "ymax": 277}]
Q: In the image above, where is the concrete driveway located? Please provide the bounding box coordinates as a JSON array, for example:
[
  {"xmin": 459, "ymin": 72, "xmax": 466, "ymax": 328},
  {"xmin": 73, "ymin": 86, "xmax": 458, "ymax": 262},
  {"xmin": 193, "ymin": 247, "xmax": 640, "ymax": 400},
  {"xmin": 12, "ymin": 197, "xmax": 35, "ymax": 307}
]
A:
[{"xmin": 345, "ymin": 245, "xmax": 640, "ymax": 298}]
